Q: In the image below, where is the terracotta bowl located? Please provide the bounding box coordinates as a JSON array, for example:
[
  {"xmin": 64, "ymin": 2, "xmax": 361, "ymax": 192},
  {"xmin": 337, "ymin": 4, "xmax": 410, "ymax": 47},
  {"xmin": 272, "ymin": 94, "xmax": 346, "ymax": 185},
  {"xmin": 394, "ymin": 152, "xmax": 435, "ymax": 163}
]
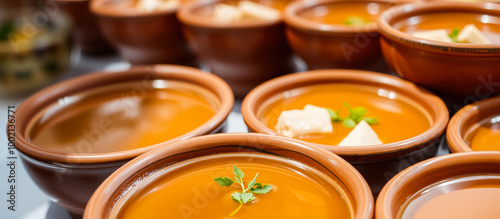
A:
[
  {"xmin": 284, "ymin": 0, "xmax": 405, "ymax": 71},
  {"xmin": 178, "ymin": 0, "xmax": 296, "ymax": 97},
  {"xmin": 447, "ymin": 96, "xmax": 500, "ymax": 152},
  {"xmin": 377, "ymin": 2, "xmax": 500, "ymax": 97},
  {"xmin": 13, "ymin": 65, "xmax": 233, "ymax": 215},
  {"xmin": 376, "ymin": 152, "xmax": 500, "ymax": 218},
  {"xmin": 84, "ymin": 133, "xmax": 374, "ymax": 218},
  {"xmin": 90, "ymin": 0, "xmax": 197, "ymax": 65},
  {"xmin": 241, "ymin": 70, "xmax": 449, "ymax": 195},
  {"xmin": 49, "ymin": 0, "xmax": 115, "ymax": 54}
]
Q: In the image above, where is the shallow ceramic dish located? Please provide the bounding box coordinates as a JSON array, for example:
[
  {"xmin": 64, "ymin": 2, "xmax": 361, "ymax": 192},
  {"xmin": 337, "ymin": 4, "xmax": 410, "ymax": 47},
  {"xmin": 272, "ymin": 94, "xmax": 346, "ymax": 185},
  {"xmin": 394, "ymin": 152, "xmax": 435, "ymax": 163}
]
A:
[
  {"xmin": 377, "ymin": 2, "xmax": 500, "ymax": 97},
  {"xmin": 284, "ymin": 0, "xmax": 404, "ymax": 71},
  {"xmin": 84, "ymin": 133, "xmax": 374, "ymax": 219},
  {"xmin": 0, "ymin": 6, "xmax": 71, "ymax": 95},
  {"xmin": 447, "ymin": 96, "xmax": 500, "ymax": 152},
  {"xmin": 242, "ymin": 69, "xmax": 449, "ymax": 195},
  {"xmin": 13, "ymin": 65, "xmax": 233, "ymax": 215},
  {"xmin": 49, "ymin": 0, "xmax": 114, "ymax": 54},
  {"xmin": 376, "ymin": 152, "xmax": 500, "ymax": 219},
  {"xmin": 178, "ymin": 0, "xmax": 296, "ymax": 97},
  {"xmin": 90, "ymin": 0, "xmax": 196, "ymax": 65}
]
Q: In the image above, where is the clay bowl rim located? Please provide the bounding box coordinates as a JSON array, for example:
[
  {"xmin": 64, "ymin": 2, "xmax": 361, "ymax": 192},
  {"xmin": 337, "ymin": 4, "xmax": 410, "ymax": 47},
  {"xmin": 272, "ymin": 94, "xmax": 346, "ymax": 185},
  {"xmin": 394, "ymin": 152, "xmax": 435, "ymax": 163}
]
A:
[
  {"xmin": 177, "ymin": 0, "xmax": 285, "ymax": 29},
  {"xmin": 377, "ymin": 2, "xmax": 500, "ymax": 56},
  {"xmin": 447, "ymin": 96, "xmax": 500, "ymax": 153},
  {"xmin": 13, "ymin": 65, "xmax": 234, "ymax": 164},
  {"xmin": 284, "ymin": 0, "xmax": 401, "ymax": 35},
  {"xmin": 375, "ymin": 151, "xmax": 500, "ymax": 218},
  {"xmin": 90, "ymin": 0, "xmax": 180, "ymax": 18},
  {"xmin": 241, "ymin": 69, "xmax": 449, "ymax": 158},
  {"xmin": 83, "ymin": 133, "xmax": 374, "ymax": 219}
]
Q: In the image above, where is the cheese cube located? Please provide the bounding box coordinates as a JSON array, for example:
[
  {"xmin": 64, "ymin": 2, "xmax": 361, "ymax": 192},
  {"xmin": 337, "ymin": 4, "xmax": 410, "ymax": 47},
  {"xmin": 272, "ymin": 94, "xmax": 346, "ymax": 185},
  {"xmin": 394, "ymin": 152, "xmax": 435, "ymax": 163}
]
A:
[
  {"xmin": 411, "ymin": 29, "xmax": 452, "ymax": 43},
  {"xmin": 238, "ymin": 1, "xmax": 281, "ymax": 21},
  {"xmin": 457, "ymin": 24, "xmax": 492, "ymax": 44},
  {"xmin": 213, "ymin": 4, "xmax": 243, "ymax": 23},
  {"xmin": 137, "ymin": 0, "xmax": 180, "ymax": 12},
  {"xmin": 275, "ymin": 104, "xmax": 333, "ymax": 138},
  {"xmin": 338, "ymin": 120, "xmax": 383, "ymax": 146}
]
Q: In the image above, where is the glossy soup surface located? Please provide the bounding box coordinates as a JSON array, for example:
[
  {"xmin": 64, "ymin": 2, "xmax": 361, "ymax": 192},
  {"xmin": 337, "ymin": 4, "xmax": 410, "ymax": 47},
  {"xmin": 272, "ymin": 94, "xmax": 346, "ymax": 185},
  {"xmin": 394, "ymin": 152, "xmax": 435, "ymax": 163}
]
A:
[
  {"xmin": 28, "ymin": 80, "xmax": 217, "ymax": 154},
  {"xmin": 259, "ymin": 84, "xmax": 431, "ymax": 146},
  {"xmin": 400, "ymin": 173, "xmax": 500, "ymax": 219},
  {"xmin": 112, "ymin": 153, "xmax": 353, "ymax": 219},
  {"xmin": 465, "ymin": 114, "xmax": 500, "ymax": 151},
  {"xmin": 395, "ymin": 12, "xmax": 500, "ymax": 43},
  {"xmin": 299, "ymin": 2, "xmax": 392, "ymax": 25}
]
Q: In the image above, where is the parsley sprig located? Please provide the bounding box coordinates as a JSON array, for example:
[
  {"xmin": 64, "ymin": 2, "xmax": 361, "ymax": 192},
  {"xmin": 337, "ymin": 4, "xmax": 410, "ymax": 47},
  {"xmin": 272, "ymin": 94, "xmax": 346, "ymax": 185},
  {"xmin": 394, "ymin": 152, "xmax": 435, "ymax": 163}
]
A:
[
  {"xmin": 214, "ymin": 166, "xmax": 273, "ymax": 216},
  {"xmin": 449, "ymin": 28, "xmax": 460, "ymax": 43},
  {"xmin": 326, "ymin": 102, "xmax": 378, "ymax": 128}
]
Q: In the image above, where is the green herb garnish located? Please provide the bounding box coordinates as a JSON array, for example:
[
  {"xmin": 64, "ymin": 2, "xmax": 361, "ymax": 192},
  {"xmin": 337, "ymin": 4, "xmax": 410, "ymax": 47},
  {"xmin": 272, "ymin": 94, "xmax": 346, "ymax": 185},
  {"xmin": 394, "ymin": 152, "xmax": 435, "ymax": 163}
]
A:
[
  {"xmin": 449, "ymin": 28, "xmax": 461, "ymax": 43},
  {"xmin": 342, "ymin": 16, "xmax": 368, "ymax": 26},
  {"xmin": 214, "ymin": 166, "xmax": 273, "ymax": 216},
  {"xmin": 0, "ymin": 20, "xmax": 15, "ymax": 41},
  {"xmin": 326, "ymin": 102, "xmax": 378, "ymax": 128}
]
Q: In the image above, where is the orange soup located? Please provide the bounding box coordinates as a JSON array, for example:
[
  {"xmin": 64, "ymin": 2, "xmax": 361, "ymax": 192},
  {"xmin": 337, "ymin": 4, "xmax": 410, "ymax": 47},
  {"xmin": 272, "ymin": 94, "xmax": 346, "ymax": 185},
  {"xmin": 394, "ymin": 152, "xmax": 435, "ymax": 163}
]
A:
[
  {"xmin": 111, "ymin": 153, "xmax": 353, "ymax": 219},
  {"xmin": 28, "ymin": 80, "xmax": 217, "ymax": 154},
  {"xmin": 465, "ymin": 114, "xmax": 500, "ymax": 151},
  {"xmin": 259, "ymin": 84, "xmax": 431, "ymax": 146},
  {"xmin": 395, "ymin": 12, "xmax": 500, "ymax": 43},
  {"xmin": 399, "ymin": 174, "xmax": 500, "ymax": 219},
  {"xmin": 299, "ymin": 2, "xmax": 393, "ymax": 25}
]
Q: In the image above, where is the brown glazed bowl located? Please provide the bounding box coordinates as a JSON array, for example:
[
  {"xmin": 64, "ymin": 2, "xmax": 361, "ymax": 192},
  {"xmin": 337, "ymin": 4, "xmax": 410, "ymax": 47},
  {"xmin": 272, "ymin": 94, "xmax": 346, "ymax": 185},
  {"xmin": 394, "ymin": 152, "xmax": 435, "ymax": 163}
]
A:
[
  {"xmin": 48, "ymin": 0, "xmax": 114, "ymax": 54},
  {"xmin": 242, "ymin": 70, "xmax": 449, "ymax": 195},
  {"xmin": 90, "ymin": 0, "xmax": 197, "ymax": 65},
  {"xmin": 377, "ymin": 2, "xmax": 500, "ymax": 97},
  {"xmin": 447, "ymin": 96, "xmax": 500, "ymax": 152},
  {"xmin": 376, "ymin": 152, "xmax": 500, "ymax": 218},
  {"xmin": 178, "ymin": 0, "xmax": 296, "ymax": 97},
  {"xmin": 284, "ymin": 0, "xmax": 404, "ymax": 71},
  {"xmin": 84, "ymin": 133, "xmax": 374, "ymax": 218},
  {"xmin": 13, "ymin": 65, "xmax": 233, "ymax": 215}
]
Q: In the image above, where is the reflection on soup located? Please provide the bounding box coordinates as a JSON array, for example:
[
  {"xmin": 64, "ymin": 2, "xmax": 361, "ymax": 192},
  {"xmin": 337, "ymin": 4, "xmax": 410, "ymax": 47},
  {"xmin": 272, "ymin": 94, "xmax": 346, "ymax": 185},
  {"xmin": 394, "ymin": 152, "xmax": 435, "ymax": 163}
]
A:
[
  {"xmin": 395, "ymin": 12, "xmax": 500, "ymax": 43},
  {"xmin": 111, "ymin": 153, "xmax": 353, "ymax": 219},
  {"xmin": 259, "ymin": 84, "xmax": 431, "ymax": 146},
  {"xmin": 399, "ymin": 174, "xmax": 500, "ymax": 219},
  {"xmin": 299, "ymin": 2, "xmax": 392, "ymax": 25},
  {"xmin": 465, "ymin": 115, "xmax": 500, "ymax": 151},
  {"xmin": 28, "ymin": 80, "xmax": 217, "ymax": 154}
]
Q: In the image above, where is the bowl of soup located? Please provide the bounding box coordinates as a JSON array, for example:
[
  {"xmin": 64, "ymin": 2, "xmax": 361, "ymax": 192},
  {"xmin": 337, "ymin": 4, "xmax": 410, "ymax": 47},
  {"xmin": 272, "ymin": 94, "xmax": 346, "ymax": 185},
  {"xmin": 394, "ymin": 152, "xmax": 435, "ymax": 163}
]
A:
[
  {"xmin": 12, "ymin": 65, "xmax": 233, "ymax": 215},
  {"xmin": 178, "ymin": 0, "xmax": 296, "ymax": 97},
  {"xmin": 284, "ymin": 0, "xmax": 403, "ymax": 71},
  {"xmin": 376, "ymin": 152, "xmax": 500, "ymax": 219},
  {"xmin": 377, "ymin": 2, "xmax": 500, "ymax": 97},
  {"xmin": 90, "ymin": 0, "xmax": 197, "ymax": 65},
  {"xmin": 0, "ymin": 6, "xmax": 71, "ymax": 95},
  {"xmin": 447, "ymin": 96, "xmax": 500, "ymax": 152},
  {"xmin": 48, "ymin": 0, "xmax": 114, "ymax": 54},
  {"xmin": 84, "ymin": 133, "xmax": 374, "ymax": 219},
  {"xmin": 242, "ymin": 69, "xmax": 449, "ymax": 195}
]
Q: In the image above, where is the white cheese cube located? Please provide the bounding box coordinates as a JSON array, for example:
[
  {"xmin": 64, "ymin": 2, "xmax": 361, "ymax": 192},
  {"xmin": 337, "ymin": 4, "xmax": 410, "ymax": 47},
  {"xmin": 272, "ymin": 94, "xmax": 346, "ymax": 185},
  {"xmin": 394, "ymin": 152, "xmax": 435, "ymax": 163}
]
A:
[
  {"xmin": 338, "ymin": 120, "xmax": 383, "ymax": 146},
  {"xmin": 137, "ymin": 0, "xmax": 180, "ymax": 12},
  {"xmin": 213, "ymin": 4, "xmax": 243, "ymax": 23},
  {"xmin": 457, "ymin": 24, "xmax": 492, "ymax": 44},
  {"xmin": 238, "ymin": 1, "xmax": 281, "ymax": 21},
  {"xmin": 411, "ymin": 29, "xmax": 452, "ymax": 43},
  {"xmin": 275, "ymin": 104, "xmax": 333, "ymax": 138}
]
